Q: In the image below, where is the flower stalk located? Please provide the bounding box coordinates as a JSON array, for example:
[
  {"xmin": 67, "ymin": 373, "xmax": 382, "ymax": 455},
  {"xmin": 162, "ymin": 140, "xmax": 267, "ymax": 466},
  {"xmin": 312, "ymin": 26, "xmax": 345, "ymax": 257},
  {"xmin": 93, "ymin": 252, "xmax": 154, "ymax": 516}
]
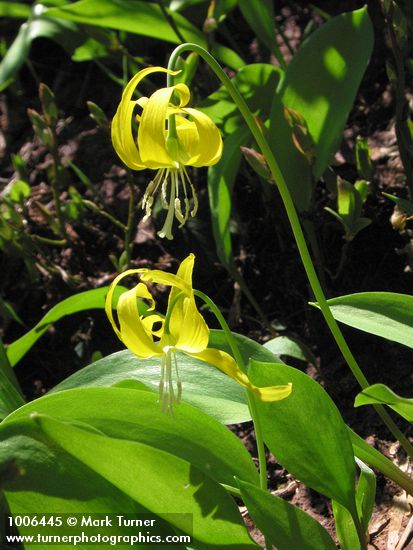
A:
[{"xmin": 166, "ymin": 43, "xmax": 413, "ymax": 459}]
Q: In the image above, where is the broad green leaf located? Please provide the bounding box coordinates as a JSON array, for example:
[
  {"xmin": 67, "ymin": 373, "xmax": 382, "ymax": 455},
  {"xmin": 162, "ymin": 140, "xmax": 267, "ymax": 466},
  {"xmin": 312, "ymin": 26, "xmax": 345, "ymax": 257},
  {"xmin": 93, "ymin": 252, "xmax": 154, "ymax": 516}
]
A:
[
  {"xmin": 209, "ymin": 329, "xmax": 281, "ymax": 365},
  {"xmin": 0, "ymin": 2, "xmax": 31, "ymax": 18},
  {"xmin": 6, "ymin": 286, "xmax": 128, "ymax": 367},
  {"xmin": 51, "ymin": 330, "xmax": 278, "ymax": 425},
  {"xmin": 52, "ymin": 349, "xmax": 250, "ymax": 424},
  {"xmin": 264, "ymin": 335, "xmax": 316, "ymax": 364},
  {"xmin": 237, "ymin": 479, "xmax": 336, "ymax": 550},
  {"xmin": 279, "ymin": 7, "xmax": 374, "ymax": 179},
  {"xmin": 0, "ymin": 419, "xmax": 186, "ymax": 546},
  {"xmin": 249, "ymin": 359, "xmax": 356, "ymax": 510},
  {"xmin": 5, "ymin": 387, "xmax": 259, "ymax": 487},
  {"xmin": 46, "ymin": 0, "xmax": 244, "ymax": 69},
  {"xmin": 312, "ymin": 292, "xmax": 413, "ymax": 350},
  {"xmin": 201, "ymin": 63, "xmax": 282, "ymax": 134},
  {"xmin": 32, "ymin": 414, "xmax": 256, "ymax": 546},
  {"xmin": 355, "ymin": 383, "xmax": 413, "ymax": 422}
]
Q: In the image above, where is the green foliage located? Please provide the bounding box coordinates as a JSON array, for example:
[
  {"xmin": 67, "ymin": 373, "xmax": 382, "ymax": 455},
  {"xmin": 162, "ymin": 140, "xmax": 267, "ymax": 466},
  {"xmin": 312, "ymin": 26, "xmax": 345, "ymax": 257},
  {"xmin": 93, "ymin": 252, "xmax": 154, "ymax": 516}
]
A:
[
  {"xmin": 2, "ymin": 2, "xmax": 413, "ymax": 548},
  {"xmin": 237, "ymin": 479, "xmax": 337, "ymax": 550},
  {"xmin": 6, "ymin": 286, "xmax": 128, "ymax": 368},
  {"xmin": 325, "ymin": 177, "xmax": 371, "ymax": 241},
  {"xmin": 355, "ymin": 136, "xmax": 374, "ymax": 181},
  {"xmin": 46, "ymin": 0, "xmax": 243, "ymax": 69},
  {"xmin": 355, "ymin": 384, "xmax": 413, "ymax": 422},
  {"xmin": 332, "ymin": 459, "xmax": 376, "ymax": 550},
  {"xmin": 1, "ymin": 389, "xmax": 258, "ymax": 546},
  {"xmin": 249, "ymin": 359, "xmax": 357, "ymax": 511},
  {"xmin": 263, "ymin": 335, "xmax": 317, "ymax": 365},
  {"xmin": 279, "ymin": 7, "xmax": 374, "ymax": 181},
  {"xmin": 312, "ymin": 291, "xmax": 413, "ymax": 349}
]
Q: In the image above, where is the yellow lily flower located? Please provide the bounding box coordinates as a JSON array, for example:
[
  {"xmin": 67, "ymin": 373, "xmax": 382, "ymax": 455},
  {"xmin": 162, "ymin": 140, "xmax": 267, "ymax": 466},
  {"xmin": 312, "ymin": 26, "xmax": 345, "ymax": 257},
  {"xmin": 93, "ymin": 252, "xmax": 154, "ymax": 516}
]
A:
[
  {"xmin": 105, "ymin": 254, "xmax": 292, "ymax": 412},
  {"xmin": 111, "ymin": 67, "xmax": 223, "ymax": 240}
]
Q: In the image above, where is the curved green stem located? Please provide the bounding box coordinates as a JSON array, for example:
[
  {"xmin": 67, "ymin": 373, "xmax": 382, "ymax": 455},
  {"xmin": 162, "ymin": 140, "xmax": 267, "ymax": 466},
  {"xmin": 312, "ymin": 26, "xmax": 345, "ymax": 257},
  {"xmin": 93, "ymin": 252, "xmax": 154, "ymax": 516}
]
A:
[
  {"xmin": 168, "ymin": 43, "xmax": 413, "ymax": 459},
  {"xmin": 193, "ymin": 290, "xmax": 268, "ymax": 492}
]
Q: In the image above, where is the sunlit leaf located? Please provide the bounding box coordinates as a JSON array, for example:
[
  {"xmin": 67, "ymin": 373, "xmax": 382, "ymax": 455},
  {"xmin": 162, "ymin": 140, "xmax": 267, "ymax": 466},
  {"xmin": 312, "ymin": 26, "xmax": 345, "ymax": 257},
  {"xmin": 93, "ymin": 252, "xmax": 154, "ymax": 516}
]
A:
[
  {"xmin": 311, "ymin": 292, "xmax": 413, "ymax": 350},
  {"xmin": 355, "ymin": 383, "xmax": 413, "ymax": 422},
  {"xmin": 7, "ymin": 286, "xmax": 128, "ymax": 367},
  {"xmin": 238, "ymin": 479, "xmax": 336, "ymax": 550},
  {"xmin": 278, "ymin": 7, "xmax": 374, "ymax": 179}
]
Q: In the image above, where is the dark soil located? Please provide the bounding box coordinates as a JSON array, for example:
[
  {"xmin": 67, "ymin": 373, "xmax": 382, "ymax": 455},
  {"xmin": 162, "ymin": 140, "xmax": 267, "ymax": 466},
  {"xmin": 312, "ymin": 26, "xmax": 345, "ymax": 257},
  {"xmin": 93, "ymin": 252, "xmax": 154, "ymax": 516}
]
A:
[{"xmin": 1, "ymin": 1, "xmax": 413, "ymax": 548}]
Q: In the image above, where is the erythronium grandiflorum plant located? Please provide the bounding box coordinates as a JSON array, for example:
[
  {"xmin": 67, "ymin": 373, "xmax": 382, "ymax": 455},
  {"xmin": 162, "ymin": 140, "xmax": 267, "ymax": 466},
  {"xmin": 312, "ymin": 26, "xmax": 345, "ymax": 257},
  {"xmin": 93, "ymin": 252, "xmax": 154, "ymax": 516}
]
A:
[
  {"xmin": 105, "ymin": 253, "xmax": 292, "ymax": 412},
  {"xmin": 111, "ymin": 67, "xmax": 223, "ymax": 240}
]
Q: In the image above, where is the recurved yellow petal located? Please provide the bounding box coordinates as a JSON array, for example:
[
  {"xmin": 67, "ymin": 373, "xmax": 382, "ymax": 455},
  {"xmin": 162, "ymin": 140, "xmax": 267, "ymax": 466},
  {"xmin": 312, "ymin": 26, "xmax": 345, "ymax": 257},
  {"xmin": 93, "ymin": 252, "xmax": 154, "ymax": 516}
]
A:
[
  {"xmin": 111, "ymin": 67, "xmax": 179, "ymax": 170},
  {"xmin": 117, "ymin": 287, "xmax": 161, "ymax": 358},
  {"xmin": 140, "ymin": 270, "xmax": 190, "ymax": 295},
  {"xmin": 249, "ymin": 383, "xmax": 293, "ymax": 402},
  {"xmin": 181, "ymin": 107, "xmax": 223, "ymax": 167},
  {"xmin": 191, "ymin": 347, "xmax": 292, "ymax": 403},
  {"xmin": 105, "ymin": 268, "xmax": 142, "ymax": 340}
]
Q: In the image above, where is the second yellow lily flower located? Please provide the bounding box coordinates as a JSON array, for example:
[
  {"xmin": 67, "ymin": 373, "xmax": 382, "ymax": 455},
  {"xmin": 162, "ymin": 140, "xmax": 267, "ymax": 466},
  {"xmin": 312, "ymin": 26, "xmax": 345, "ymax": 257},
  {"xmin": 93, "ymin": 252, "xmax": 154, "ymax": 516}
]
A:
[
  {"xmin": 105, "ymin": 254, "xmax": 292, "ymax": 413},
  {"xmin": 111, "ymin": 67, "xmax": 223, "ymax": 239}
]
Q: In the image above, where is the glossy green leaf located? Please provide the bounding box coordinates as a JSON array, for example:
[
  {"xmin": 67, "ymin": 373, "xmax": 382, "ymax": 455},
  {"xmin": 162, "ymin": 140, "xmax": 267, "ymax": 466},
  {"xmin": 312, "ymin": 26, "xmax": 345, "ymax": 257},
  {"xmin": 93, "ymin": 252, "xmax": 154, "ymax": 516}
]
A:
[
  {"xmin": 52, "ymin": 349, "xmax": 250, "ymax": 424},
  {"xmin": 279, "ymin": 7, "xmax": 374, "ymax": 179},
  {"xmin": 312, "ymin": 292, "xmax": 413, "ymax": 350},
  {"xmin": 237, "ymin": 479, "xmax": 336, "ymax": 550},
  {"xmin": 355, "ymin": 383, "xmax": 413, "ymax": 422},
  {"xmin": 249, "ymin": 359, "xmax": 356, "ymax": 510},
  {"xmin": 52, "ymin": 330, "xmax": 278, "ymax": 424},
  {"xmin": 201, "ymin": 63, "xmax": 282, "ymax": 134},
  {"xmin": 5, "ymin": 387, "xmax": 259, "ymax": 487},
  {"xmin": 46, "ymin": 0, "xmax": 244, "ymax": 69},
  {"xmin": 0, "ymin": 419, "xmax": 188, "ymax": 546},
  {"xmin": 7, "ymin": 286, "xmax": 128, "ymax": 367},
  {"xmin": 264, "ymin": 335, "xmax": 316, "ymax": 364},
  {"xmin": 32, "ymin": 414, "xmax": 256, "ymax": 546}
]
